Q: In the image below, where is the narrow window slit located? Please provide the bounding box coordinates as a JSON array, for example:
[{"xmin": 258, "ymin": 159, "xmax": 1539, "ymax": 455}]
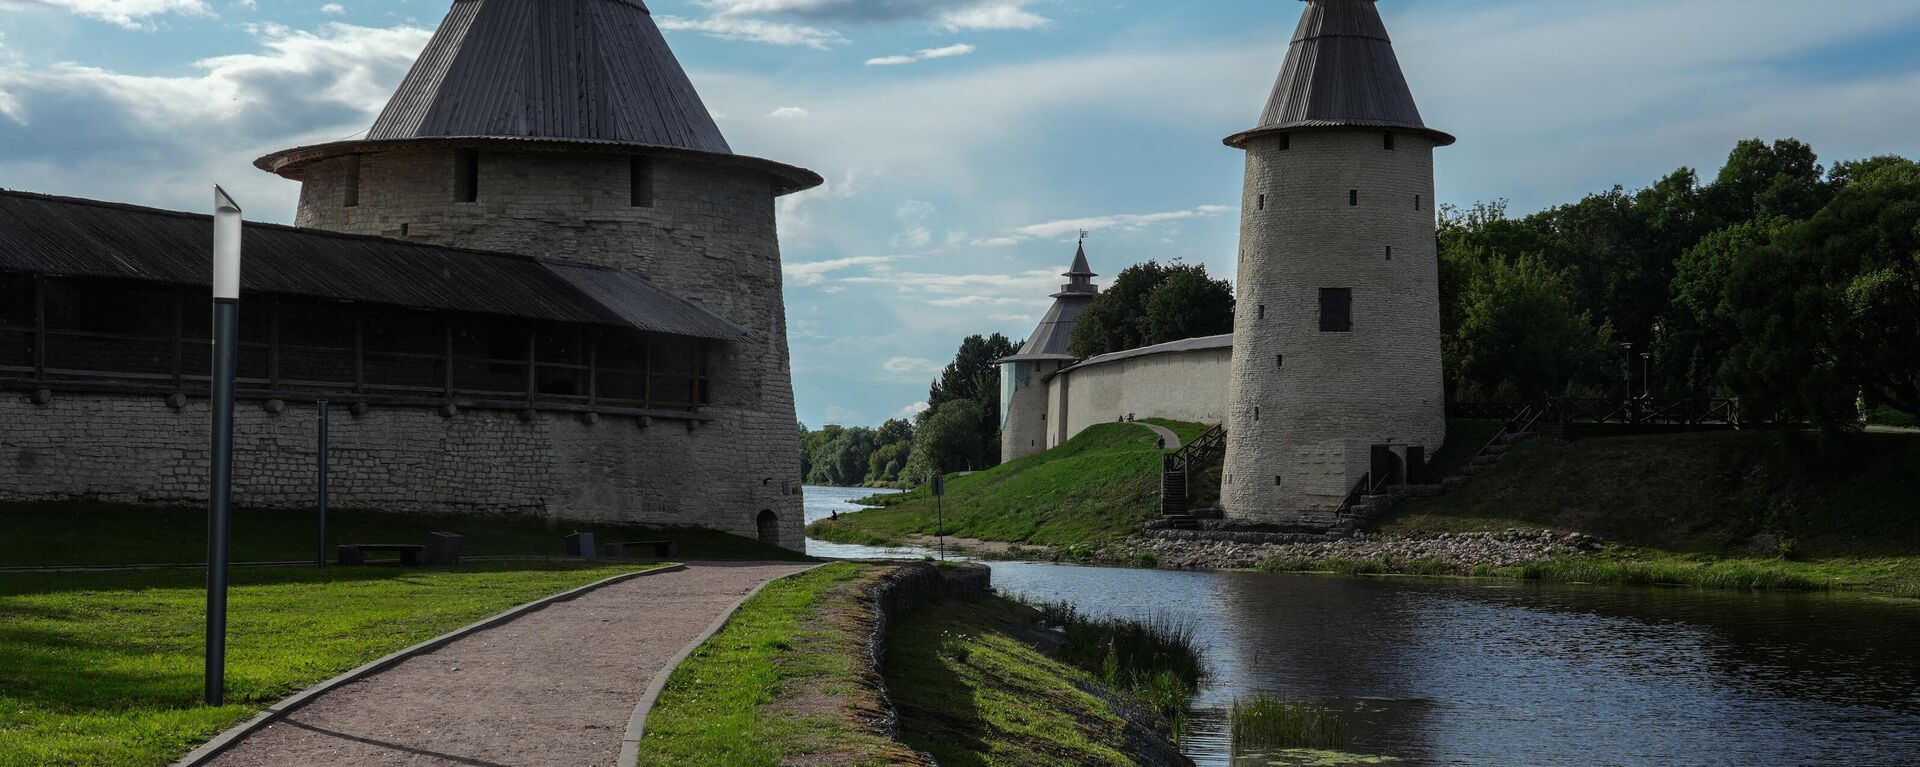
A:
[
  {"xmin": 343, "ymin": 155, "xmax": 361, "ymax": 208},
  {"xmin": 630, "ymin": 157, "xmax": 654, "ymax": 208},
  {"xmin": 454, "ymin": 149, "xmax": 479, "ymax": 203},
  {"xmin": 1349, "ymin": 190, "xmax": 1358, "ymax": 207}
]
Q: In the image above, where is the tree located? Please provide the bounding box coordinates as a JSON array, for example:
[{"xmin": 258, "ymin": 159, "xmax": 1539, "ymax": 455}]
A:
[
  {"xmin": 1446, "ymin": 251, "xmax": 1615, "ymax": 400},
  {"xmin": 1720, "ymin": 159, "xmax": 1920, "ymax": 425},
  {"xmin": 928, "ymin": 334, "xmax": 1018, "ymax": 412},
  {"xmin": 1659, "ymin": 220, "xmax": 1782, "ymax": 394},
  {"xmin": 1702, "ymin": 138, "xmax": 1832, "ymax": 225},
  {"xmin": 1069, "ymin": 261, "xmax": 1233, "ymax": 358},
  {"xmin": 902, "ymin": 399, "xmax": 990, "ymax": 484}
]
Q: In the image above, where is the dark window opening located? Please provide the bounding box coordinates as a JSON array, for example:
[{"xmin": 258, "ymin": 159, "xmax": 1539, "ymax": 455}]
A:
[
  {"xmin": 1415, "ymin": 194, "xmax": 1422, "ymax": 211},
  {"xmin": 1276, "ymin": 354, "xmax": 1284, "ymax": 368},
  {"xmin": 1256, "ymin": 304, "xmax": 1266, "ymax": 320},
  {"xmin": 630, "ymin": 157, "xmax": 654, "ymax": 208},
  {"xmin": 1386, "ymin": 245, "xmax": 1393, "ymax": 261},
  {"xmin": 344, "ymin": 155, "xmax": 361, "ymax": 208},
  {"xmin": 1279, "ymin": 133, "xmax": 1291, "ymax": 151},
  {"xmin": 454, "ymin": 149, "xmax": 479, "ymax": 203},
  {"xmin": 1319, "ymin": 287, "xmax": 1353, "ymax": 332},
  {"xmin": 1275, "ymin": 475, "xmax": 1284, "ymax": 486},
  {"xmin": 1349, "ymin": 190, "xmax": 1359, "ymax": 207},
  {"xmin": 1384, "ymin": 132, "xmax": 1396, "ymax": 150},
  {"xmin": 1254, "ymin": 406, "xmax": 1260, "ymax": 422},
  {"xmin": 1257, "ymin": 193, "xmax": 1265, "ymax": 211}
]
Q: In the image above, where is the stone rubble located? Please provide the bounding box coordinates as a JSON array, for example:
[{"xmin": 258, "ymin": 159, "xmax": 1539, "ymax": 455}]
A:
[{"xmin": 1093, "ymin": 529, "xmax": 1602, "ymax": 572}]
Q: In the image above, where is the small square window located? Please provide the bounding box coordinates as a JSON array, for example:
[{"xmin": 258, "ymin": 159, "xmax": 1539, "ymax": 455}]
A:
[
  {"xmin": 1319, "ymin": 288, "xmax": 1353, "ymax": 332},
  {"xmin": 1274, "ymin": 475, "xmax": 1284, "ymax": 486}
]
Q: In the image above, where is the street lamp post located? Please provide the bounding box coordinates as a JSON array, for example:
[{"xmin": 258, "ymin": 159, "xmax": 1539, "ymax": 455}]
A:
[
  {"xmin": 1640, "ymin": 353, "xmax": 1652, "ymax": 400},
  {"xmin": 206, "ymin": 186, "xmax": 242, "ymax": 707}
]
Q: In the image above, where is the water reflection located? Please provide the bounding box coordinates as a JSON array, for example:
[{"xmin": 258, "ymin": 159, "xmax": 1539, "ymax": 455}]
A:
[{"xmin": 798, "ymin": 488, "xmax": 1920, "ymax": 766}]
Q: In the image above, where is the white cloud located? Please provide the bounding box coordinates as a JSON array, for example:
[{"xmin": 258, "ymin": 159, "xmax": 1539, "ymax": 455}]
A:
[
  {"xmin": 988, "ymin": 313, "xmax": 1032, "ymax": 323},
  {"xmin": 938, "ymin": 3, "xmax": 1044, "ymax": 31},
  {"xmin": 0, "ymin": 21, "xmax": 432, "ymax": 216},
  {"xmin": 767, "ymin": 105, "xmax": 811, "ymax": 119},
  {"xmin": 866, "ymin": 42, "xmax": 975, "ymax": 66},
  {"xmin": 970, "ymin": 236, "xmax": 1021, "ymax": 247},
  {"xmin": 824, "ymin": 405, "xmax": 864, "ymax": 423},
  {"xmin": 1006, "ymin": 205, "xmax": 1233, "ymax": 241},
  {"xmin": 657, "ymin": 15, "xmax": 846, "ymax": 49},
  {"xmin": 881, "ymin": 356, "xmax": 943, "ymax": 375},
  {"xmin": 783, "ymin": 254, "xmax": 898, "ymax": 286},
  {"xmin": 319, "ymin": 3, "xmax": 342, "ymax": 14},
  {"xmin": 891, "ymin": 199, "xmax": 934, "ymax": 247},
  {"xmin": 7, "ymin": 0, "xmax": 214, "ymax": 29},
  {"xmin": 895, "ymin": 401, "xmax": 931, "ymax": 419}
]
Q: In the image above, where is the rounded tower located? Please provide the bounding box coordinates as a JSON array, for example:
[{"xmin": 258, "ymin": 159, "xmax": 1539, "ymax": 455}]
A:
[
  {"xmin": 254, "ymin": 0, "xmax": 822, "ymax": 547},
  {"xmin": 996, "ymin": 241, "xmax": 1099, "ymax": 464},
  {"xmin": 1219, "ymin": 0, "xmax": 1451, "ymax": 528}
]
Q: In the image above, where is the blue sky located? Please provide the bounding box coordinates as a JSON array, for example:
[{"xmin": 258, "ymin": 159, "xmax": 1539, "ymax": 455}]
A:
[{"xmin": 3, "ymin": 0, "xmax": 1919, "ymax": 427}]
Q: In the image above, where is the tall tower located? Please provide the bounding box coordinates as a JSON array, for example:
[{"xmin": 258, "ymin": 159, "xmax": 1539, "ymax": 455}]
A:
[
  {"xmin": 253, "ymin": 0, "xmax": 822, "ymax": 547},
  {"xmin": 996, "ymin": 241, "xmax": 1098, "ymax": 463},
  {"xmin": 1219, "ymin": 0, "xmax": 1451, "ymax": 528}
]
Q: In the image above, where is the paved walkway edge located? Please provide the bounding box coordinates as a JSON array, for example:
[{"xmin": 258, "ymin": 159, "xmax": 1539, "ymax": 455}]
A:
[
  {"xmin": 168, "ymin": 564, "xmax": 687, "ymax": 767},
  {"xmin": 617, "ymin": 562, "xmax": 832, "ymax": 767}
]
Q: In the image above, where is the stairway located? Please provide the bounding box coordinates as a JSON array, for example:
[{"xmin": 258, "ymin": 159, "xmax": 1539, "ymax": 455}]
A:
[{"xmin": 1160, "ymin": 467, "xmax": 1199, "ymax": 530}]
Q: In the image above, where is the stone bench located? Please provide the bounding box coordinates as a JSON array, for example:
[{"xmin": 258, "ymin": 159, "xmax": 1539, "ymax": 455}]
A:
[
  {"xmin": 603, "ymin": 540, "xmax": 674, "ymax": 559},
  {"xmin": 338, "ymin": 543, "xmax": 426, "ymax": 566}
]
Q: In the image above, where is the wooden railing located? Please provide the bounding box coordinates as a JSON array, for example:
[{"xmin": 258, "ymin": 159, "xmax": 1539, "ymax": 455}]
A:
[{"xmin": 1451, "ymin": 398, "xmax": 1742, "ymax": 428}]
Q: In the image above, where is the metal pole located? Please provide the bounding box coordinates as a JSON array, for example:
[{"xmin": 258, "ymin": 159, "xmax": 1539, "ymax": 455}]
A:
[
  {"xmin": 206, "ymin": 186, "xmax": 242, "ymax": 708},
  {"xmin": 317, "ymin": 400, "xmax": 329, "ymax": 568}
]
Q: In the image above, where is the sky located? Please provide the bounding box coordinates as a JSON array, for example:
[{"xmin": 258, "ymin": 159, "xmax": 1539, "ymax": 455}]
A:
[{"xmin": 3, "ymin": 0, "xmax": 1919, "ymax": 428}]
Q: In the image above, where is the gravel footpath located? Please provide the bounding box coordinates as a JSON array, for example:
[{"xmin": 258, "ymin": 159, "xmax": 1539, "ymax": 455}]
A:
[{"xmin": 202, "ymin": 561, "xmax": 813, "ymax": 767}]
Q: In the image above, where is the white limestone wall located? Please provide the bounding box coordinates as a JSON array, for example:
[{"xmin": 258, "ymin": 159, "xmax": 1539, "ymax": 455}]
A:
[
  {"xmin": 1221, "ymin": 130, "xmax": 1447, "ymax": 527},
  {"xmin": 1042, "ymin": 347, "xmax": 1232, "ymax": 448},
  {"xmin": 999, "ymin": 360, "xmax": 1059, "ymax": 463}
]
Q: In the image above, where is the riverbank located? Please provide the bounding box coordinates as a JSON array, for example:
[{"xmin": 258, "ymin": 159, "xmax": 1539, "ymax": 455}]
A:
[{"xmin": 633, "ymin": 560, "xmax": 1196, "ymax": 767}]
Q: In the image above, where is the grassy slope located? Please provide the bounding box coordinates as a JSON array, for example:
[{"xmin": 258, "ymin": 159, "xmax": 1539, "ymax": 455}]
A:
[
  {"xmin": 812, "ymin": 420, "xmax": 1204, "ymax": 546},
  {"xmin": 0, "ymin": 561, "xmax": 649, "ymax": 767},
  {"xmin": 1373, "ymin": 430, "xmax": 1920, "ymax": 595},
  {"xmin": 884, "ymin": 595, "xmax": 1167, "ymax": 767},
  {"xmin": 0, "ymin": 503, "xmax": 808, "ymax": 567},
  {"xmin": 633, "ymin": 562, "xmax": 927, "ymax": 767}
]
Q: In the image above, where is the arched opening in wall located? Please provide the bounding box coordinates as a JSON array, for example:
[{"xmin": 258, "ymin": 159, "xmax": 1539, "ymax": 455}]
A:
[{"xmin": 756, "ymin": 510, "xmax": 780, "ymax": 546}]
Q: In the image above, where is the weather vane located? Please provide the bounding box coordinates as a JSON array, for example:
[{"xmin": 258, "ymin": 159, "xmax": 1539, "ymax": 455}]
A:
[{"xmin": 1078, "ymin": 228, "xmax": 1090, "ymax": 243}]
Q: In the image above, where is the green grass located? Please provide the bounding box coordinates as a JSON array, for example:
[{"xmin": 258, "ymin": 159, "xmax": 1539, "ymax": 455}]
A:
[
  {"xmin": 632, "ymin": 562, "xmax": 924, "ymax": 767},
  {"xmin": 0, "ymin": 503, "xmax": 809, "ymax": 567},
  {"xmin": 884, "ymin": 595, "xmax": 1186, "ymax": 767},
  {"xmin": 1428, "ymin": 418, "xmax": 1506, "ymax": 478},
  {"xmin": 1231, "ymin": 696, "xmax": 1345, "ymax": 750},
  {"xmin": 0, "ymin": 561, "xmax": 651, "ymax": 767},
  {"xmin": 816, "ymin": 420, "xmax": 1204, "ymax": 546}
]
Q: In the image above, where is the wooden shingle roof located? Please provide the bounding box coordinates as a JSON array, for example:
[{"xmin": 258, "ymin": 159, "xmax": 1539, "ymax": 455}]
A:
[{"xmin": 1226, "ymin": 0, "xmax": 1453, "ymax": 147}]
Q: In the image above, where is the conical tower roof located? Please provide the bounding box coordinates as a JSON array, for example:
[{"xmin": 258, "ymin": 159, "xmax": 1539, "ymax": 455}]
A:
[
  {"xmin": 256, "ymin": 0, "xmax": 819, "ymax": 194},
  {"xmin": 1225, "ymin": 0, "xmax": 1452, "ymax": 148},
  {"xmin": 1002, "ymin": 243, "xmax": 1101, "ymax": 363},
  {"xmin": 366, "ymin": 0, "xmax": 728, "ymax": 153}
]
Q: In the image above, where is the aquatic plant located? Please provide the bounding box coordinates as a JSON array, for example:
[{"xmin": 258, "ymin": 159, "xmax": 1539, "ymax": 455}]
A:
[
  {"xmin": 1231, "ymin": 696, "xmax": 1346, "ymax": 749},
  {"xmin": 1023, "ymin": 600, "xmax": 1206, "ymax": 729}
]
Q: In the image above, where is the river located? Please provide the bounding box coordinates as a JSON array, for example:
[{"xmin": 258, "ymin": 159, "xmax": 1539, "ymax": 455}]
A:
[{"xmin": 801, "ymin": 486, "xmax": 1920, "ymax": 766}]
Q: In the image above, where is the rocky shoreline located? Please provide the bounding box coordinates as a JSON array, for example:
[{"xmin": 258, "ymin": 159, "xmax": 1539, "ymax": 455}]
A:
[{"xmin": 1090, "ymin": 529, "xmax": 1603, "ymax": 572}]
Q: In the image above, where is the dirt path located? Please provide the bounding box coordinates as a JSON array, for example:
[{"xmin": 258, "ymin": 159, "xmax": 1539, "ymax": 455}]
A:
[
  {"xmin": 202, "ymin": 561, "xmax": 813, "ymax": 767},
  {"xmin": 1131, "ymin": 421, "xmax": 1183, "ymax": 450}
]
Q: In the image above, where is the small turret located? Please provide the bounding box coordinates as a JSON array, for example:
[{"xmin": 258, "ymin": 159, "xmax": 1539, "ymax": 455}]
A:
[{"xmin": 997, "ymin": 240, "xmax": 1102, "ymax": 463}]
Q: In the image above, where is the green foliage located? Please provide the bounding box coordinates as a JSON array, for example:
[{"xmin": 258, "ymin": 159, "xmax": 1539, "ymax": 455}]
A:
[
  {"xmin": 902, "ymin": 398, "xmax": 991, "ymax": 483},
  {"xmin": 800, "ymin": 418, "xmax": 917, "ymax": 487},
  {"xmin": 1444, "ymin": 250, "xmax": 1613, "ymax": 399},
  {"xmin": 1069, "ymin": 260, "xmax": 1233, "ymax": 359},
  {"xmin": 928, "ymin": 333, "xmax": 1018, "ymax": 414},
  {"xmin": 1231, "ymin": 696, "xmax": 1346, "ymax": 750},
  {"xmin": 0, "ymin": 562, "xmax": 649, "ymax": 766}
]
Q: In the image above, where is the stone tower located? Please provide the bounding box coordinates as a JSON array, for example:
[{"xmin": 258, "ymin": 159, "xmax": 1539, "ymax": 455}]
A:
[
  {"xmin": 1219, "ymin": 0, "xmax": 1451, "ymax": 528},
  {"xmin": 996, "ymin": 241, "xmax": 1098, "ymax": 463},
  {"xmin": 253, "ymin": 0, "xmax": 822, "ymax": 547}
]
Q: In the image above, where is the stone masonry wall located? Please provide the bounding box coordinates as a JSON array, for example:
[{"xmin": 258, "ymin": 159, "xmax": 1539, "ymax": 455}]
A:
[
  {"xmin": 285, "ymin": 146, "xmax": 806, "ymax": 547},
  {"xmin": 1045, "ymin": 348, "xmax": 1232, "ymax": 449},
  {"xmin": 0, "ymin": 393, "xmax": 797, "ymax": 538},
  {"xmin": 1222, "ymin": 130, "xmax": 1447, "ymax": 527}
]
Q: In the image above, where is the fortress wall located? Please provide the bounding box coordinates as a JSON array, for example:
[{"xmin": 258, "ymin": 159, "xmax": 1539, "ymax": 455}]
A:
[
  {"xmin": 1045, "ymin": 346, "xmax": 1232, "ymax": 447},
  {"xmin": 999, "ymin": 360, "xmax": 1060, "ymax": 463},
  {"xmin": 0, "ymin": 392, "xmax": 797, "ymax": 542},
  {"xmin": 286, "ymin": 148, "xmax": 804, "ymax": 546}
]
